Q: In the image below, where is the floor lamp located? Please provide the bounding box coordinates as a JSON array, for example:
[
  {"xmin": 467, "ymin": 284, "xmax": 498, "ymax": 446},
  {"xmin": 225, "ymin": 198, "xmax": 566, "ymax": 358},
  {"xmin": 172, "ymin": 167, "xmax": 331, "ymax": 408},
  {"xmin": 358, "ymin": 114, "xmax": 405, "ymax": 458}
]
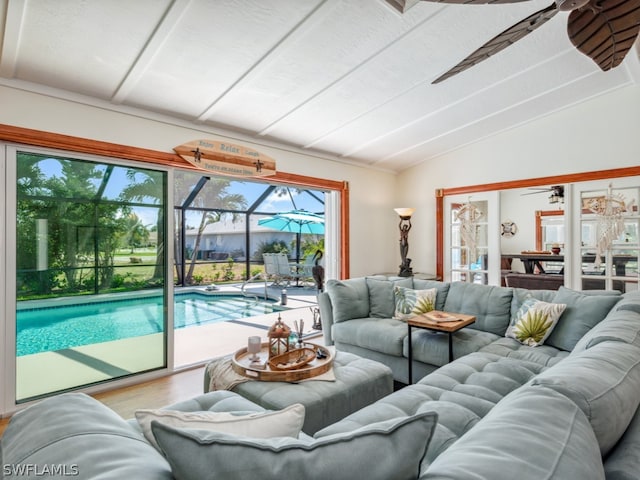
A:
[{"xmin": 395, "ymin": 207, "xmax": 415, "ymax": 277}]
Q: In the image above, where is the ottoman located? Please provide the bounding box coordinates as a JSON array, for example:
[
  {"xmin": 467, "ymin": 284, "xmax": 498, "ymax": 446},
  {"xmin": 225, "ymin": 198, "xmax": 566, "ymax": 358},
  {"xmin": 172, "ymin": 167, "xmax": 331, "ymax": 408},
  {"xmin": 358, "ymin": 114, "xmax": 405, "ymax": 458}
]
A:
[{"xmin": 204, "ymin": 351, "xmax": 394, "ymax": 434}]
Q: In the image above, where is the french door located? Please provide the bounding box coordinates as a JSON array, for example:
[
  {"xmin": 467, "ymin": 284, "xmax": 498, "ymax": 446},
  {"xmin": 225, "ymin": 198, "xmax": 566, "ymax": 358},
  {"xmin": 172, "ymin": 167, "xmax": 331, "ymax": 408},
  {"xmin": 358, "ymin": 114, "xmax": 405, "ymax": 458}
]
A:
[{"xmin": 444, "ymin": 191, "xmax": 500, "ymax": 285}]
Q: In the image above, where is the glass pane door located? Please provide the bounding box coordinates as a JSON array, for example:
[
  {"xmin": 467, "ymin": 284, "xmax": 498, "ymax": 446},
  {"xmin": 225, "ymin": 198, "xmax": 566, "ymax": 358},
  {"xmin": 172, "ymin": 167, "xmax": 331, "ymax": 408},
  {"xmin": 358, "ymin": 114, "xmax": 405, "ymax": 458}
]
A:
[
  {"xmin": 14, "ymin": 150, "xmax": 167, "ymax": 402},
  {"xmin": 444, "ymin": 192, "xmax": 500, "ymax": 285},
  {"xmin": 576, "ymin": 182, "xmax": 639, "ymax": 293}
]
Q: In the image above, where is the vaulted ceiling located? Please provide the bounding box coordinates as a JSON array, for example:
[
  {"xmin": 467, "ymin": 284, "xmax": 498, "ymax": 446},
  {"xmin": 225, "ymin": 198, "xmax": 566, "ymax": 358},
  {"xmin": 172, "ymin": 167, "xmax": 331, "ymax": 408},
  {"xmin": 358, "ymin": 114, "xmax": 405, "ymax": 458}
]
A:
[{"xmin": 1, "ymin": 0, "xmax": 638, "ymax": 172}]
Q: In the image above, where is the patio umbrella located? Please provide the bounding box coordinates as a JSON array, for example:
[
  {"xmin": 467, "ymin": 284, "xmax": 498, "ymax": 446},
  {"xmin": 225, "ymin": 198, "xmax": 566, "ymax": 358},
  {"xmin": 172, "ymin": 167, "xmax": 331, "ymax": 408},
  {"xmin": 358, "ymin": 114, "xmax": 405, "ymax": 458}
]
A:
[{"xmin": 258, "ymin": 210, "xmax": 325, "ymax": 264}]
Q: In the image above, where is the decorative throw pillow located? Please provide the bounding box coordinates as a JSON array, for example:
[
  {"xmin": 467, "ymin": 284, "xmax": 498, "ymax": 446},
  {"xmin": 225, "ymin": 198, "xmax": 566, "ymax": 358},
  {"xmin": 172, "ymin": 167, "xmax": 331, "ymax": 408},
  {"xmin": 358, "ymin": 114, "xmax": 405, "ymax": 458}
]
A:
[
  {"xmin": 151, "ymin": 411, "xmax": 438, "ymax": 480},
  {"xmin": 506, "ymin": 297, "xmax": 567, "ymax": 347},
  {"xmin": 136, "ymin": 403, "xmax": 305, "ymax": 450},
  {"xmin": 393, "ymin": 286, "xmax": 437, "ymax": 320}
]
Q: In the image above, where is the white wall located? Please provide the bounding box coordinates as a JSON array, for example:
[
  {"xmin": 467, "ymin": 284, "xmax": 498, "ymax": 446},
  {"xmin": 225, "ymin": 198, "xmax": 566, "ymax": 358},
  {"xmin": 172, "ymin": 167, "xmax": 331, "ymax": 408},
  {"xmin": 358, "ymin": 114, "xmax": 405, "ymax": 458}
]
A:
[
  {"xmin": 397, "ymin": 84, "xmax": 640, "ymax": 276},
  {"xmin": 0, "ymin": 85, "xmax": 399, "ymax": 277},
  {"xmin": 3, "ymin": 83, "xmax": 639, "ymax": 278}
]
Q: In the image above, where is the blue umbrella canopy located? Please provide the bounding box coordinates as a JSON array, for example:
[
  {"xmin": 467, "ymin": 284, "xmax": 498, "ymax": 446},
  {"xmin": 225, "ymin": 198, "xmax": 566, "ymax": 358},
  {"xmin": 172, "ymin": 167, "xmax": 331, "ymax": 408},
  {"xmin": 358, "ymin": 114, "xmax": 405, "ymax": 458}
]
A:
[
  {"xmin": 258, "ymin": 210, "xmax": 324, "ymax": 264},
  {"xmin": 258, "ymin": 210, "xmax": 325, "ymax": 235}
]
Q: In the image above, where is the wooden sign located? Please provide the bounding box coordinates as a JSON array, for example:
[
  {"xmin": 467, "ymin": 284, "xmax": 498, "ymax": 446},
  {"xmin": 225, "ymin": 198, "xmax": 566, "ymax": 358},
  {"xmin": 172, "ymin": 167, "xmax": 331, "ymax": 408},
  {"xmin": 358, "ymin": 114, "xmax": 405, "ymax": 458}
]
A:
[{"xmin": 174, "ymin": 139, "xmax": 276, "ymax": 177}]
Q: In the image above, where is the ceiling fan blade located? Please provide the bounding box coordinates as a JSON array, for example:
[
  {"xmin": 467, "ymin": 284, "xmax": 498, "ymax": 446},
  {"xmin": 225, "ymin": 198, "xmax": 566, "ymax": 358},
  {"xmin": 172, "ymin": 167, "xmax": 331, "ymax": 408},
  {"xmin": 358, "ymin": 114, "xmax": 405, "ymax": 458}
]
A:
[
  {"xmin": 432, "ymin": 2, "xmax": 559, "ymax": 84},
  {"xmin": 386, "ymin": 0, "xmax": 532, "ymax": 13},
  {"xmin": 567, "ymin": 0, "xmax": 640, "ymax": 71}
]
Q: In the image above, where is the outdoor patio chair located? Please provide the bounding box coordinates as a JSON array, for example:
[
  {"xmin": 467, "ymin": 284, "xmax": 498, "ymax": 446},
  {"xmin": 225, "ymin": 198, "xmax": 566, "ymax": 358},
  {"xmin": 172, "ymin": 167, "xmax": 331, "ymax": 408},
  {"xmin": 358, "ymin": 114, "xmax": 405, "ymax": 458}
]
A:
[
  {"xmin": 262, "ymin": 253, "xmax": 285, "ymax": 286},
  {"xmin": 274, "ymin": 252, "xmax": 305, "ymax": 286}
]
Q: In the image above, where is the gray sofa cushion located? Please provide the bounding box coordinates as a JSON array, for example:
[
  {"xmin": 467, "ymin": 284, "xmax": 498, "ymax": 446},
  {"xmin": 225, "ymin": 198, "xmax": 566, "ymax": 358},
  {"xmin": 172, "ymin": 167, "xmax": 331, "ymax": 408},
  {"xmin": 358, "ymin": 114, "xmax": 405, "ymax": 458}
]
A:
[
  {"xmin": 332, "ymin": 317, "xmax": 407, "ymax": 357},
  {"xmin": 443, "ymin": 282, "xmax": 513, "ymax": 336},
  {"xmin": 1, "ymin": 393, "xmax": 173, "ymax": 479},
  {"xmin": 545, "ymin": 286, "xmax": 621, "ymax": 351},
  {"xmin": 532, "ymin": 341, "xmax": 640, "ymax": 456},
  {"xmin": 405, "ymin": 328, "xmax": 499, "ymax": 367},
  {"xmin": 326, "ymin": 278, "xmax": 370, "ymax": 322},
  {"xmin": 366, "ymin": 276, "xmax": 412, "ymax": 318},
  {"xmin": 572, "ymin": 309, "xmax": 640, "ymax": 352},
  {"xmin": 152, "ymin": 412, "xmax": 438, "ymax": 480},
  {"xmin": 478, "ymin": 337, "xmax": 569, "ymax": 367},
  {"xmin": 316, "ymin": 352, "xmax": 546, "ymax": 464},
  {"xmin": 421, "ymin": 385, "xmax": 605, "ymax": 480},
  {"xmin": 604, "ymin": 404, "xmax": 640, "ymax": 480}
]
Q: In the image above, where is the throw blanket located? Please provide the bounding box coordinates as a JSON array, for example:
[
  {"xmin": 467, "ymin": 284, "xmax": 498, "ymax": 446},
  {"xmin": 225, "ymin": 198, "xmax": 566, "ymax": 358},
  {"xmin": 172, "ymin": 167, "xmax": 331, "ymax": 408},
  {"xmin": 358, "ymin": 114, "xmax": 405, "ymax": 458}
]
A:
[{"xmin": 207, "ymin": 356, "xmax": 336, "ymax": 393}]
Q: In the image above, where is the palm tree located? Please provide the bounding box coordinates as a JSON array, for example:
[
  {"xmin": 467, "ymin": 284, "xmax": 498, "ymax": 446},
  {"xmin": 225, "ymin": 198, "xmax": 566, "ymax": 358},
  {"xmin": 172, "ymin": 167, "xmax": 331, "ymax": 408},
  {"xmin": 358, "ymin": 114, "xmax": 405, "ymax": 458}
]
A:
[
  {"xmin": 182, "ymin": 176, "xmax": 246, "ymax": 284},
  {"xmin": 122, "ymin": 213, "xmax": 150, "ymax": 253},
  {"xmin": 120, "ymin": 169, "xmax": 166, "ymax": 280}
]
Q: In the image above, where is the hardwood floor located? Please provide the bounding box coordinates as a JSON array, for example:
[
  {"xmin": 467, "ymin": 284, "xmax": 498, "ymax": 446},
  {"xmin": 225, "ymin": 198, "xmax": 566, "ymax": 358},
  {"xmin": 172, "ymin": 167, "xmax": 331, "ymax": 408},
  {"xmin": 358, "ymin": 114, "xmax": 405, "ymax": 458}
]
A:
[{"xmin": 0, "ymin": 366, "xmax": 206, "ymax": 438}]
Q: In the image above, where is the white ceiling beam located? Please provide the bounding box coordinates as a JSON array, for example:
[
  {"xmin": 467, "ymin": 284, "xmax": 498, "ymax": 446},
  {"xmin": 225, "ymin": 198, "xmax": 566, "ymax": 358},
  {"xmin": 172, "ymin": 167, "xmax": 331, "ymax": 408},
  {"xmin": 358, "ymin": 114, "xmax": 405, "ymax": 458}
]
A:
[
  {"xmin": 112, "ymin": 0, "xmax": 193, "ymax": 104},
  {"xmin": 0, "ymin": 0, "xmax": 27, "ymax": 78},
  {"xmin": 196, "ymin": 0, "xmax": 340, "ymax": 123},
  {"xmin": 336, "ymin": 46, "xmax": 579, "ymax": 160},
  {"xmin": 257, "ymin": 5, "xmax": 447, "ymax": 138}
]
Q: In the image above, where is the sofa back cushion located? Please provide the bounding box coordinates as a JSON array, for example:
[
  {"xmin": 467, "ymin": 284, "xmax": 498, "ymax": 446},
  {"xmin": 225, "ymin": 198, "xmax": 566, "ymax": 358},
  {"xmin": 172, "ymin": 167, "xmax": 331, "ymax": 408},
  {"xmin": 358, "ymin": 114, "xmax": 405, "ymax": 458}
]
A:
[
  {"xmin": 413, "ymin": 280, "xmax": 450, "ymax": 311},
  {"xmin": 531, "ymin": 341, "xmax": 640, "ymax": 456},
  {"xmin": 545, "ymin": 286, "xmax": 621, "ymax": 351},
  {"xmin": 326, "ymin": 278, "xmax": 370, "ymax": 323},
  {"xmin": 572, "ymin": 309, "xmax": 640, "ymax": 353},
  {"xmin": 510, "ymin": 287, "xmax": 557, "ymax": 315},
  {"xmin": 421, "ymin": 385, "xmax": 604, "ymax": 480},
  {"xmin": 604, "ymin": 403, "xmax": 640, "ymax": 480},
  {"xmin": 366, "ymin": 276, "xmax": 413, "ymax": 318},
  {"xmin": 443, "ymin": 282, "xmax": 513, "ymax": 336},
  {"xmin": 153, "ymin": 412, "xmax": 438, "ymax": 480}
]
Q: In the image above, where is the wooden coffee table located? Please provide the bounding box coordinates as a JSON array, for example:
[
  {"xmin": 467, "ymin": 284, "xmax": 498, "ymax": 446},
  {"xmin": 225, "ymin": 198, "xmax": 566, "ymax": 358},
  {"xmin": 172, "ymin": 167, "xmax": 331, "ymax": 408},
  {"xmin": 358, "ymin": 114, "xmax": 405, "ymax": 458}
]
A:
[{"xmin": 407, "ymin": 311, "xmax": 476, "ymax": 384}]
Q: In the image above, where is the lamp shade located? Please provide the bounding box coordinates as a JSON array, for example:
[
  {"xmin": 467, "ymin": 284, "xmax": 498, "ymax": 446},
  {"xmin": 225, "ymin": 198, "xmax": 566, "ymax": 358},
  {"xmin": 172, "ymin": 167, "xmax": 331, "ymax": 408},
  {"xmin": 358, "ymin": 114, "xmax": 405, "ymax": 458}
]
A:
[{"xmin": 394, "ymin": 207, "xmax": 415, "ymax": 218}]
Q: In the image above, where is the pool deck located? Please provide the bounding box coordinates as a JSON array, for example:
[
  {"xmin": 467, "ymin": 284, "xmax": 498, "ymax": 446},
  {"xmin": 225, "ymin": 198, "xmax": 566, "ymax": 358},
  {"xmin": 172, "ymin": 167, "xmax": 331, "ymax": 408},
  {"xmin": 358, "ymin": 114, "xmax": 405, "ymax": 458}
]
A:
[{"xmin": 16, "ymin": 282, "xmax": 323, "ymax": 401}]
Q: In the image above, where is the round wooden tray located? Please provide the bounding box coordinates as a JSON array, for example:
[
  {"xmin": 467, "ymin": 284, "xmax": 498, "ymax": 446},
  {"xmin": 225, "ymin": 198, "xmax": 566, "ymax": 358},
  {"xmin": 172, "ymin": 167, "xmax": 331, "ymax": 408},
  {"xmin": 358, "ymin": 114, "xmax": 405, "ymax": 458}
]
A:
[{"xmin": 231, "ymin": 342, "xmax": 334, "ymax": 382}]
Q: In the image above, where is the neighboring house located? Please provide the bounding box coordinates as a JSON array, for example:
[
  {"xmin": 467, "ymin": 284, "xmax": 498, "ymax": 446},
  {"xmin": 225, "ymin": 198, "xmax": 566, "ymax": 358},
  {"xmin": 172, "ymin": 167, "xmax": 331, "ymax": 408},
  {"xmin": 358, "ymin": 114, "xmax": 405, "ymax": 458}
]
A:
[{"xmin": 184, "ymin": 216, "xmax": 317, "ymax": 261}]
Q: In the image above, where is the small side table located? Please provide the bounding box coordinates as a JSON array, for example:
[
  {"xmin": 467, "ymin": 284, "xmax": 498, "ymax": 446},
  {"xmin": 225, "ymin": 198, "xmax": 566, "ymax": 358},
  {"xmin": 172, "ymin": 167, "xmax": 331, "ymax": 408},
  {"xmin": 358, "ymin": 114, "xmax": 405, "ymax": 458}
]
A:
[{"xmin": 407, "ymin": 311, "xmax": 476, "ymax": 384}]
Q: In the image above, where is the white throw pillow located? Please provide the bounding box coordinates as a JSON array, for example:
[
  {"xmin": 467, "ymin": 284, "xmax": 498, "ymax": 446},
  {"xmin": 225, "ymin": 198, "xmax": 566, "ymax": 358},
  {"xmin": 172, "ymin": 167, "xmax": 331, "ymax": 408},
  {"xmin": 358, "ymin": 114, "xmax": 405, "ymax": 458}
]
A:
[
  {"xmin": 135, "ymin": 403, "xmax": 305, "ymax": 450},
  {"xmin": 393, "ymin": 286, "xmax": 437, "ymax": 320},
  {"xmin": 506, "ymin": 297, "xmax": 567, "ymax": 347}
]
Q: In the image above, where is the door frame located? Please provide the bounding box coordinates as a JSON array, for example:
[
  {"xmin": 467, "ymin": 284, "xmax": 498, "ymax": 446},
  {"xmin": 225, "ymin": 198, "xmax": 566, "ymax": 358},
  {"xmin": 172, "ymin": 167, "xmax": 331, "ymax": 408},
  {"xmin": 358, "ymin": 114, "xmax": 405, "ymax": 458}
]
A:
[{"xmin": 436, "ymin": 166, "xmax": 640, "ymax": 280}]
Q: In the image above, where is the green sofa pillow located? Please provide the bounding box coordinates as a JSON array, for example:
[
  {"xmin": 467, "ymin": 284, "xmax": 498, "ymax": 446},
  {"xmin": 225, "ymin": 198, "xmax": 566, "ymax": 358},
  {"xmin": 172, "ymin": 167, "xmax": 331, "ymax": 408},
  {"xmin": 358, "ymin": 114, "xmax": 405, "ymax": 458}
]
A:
[
  {"xmin": 413, "ymin": 279, "xmax": 450, "ymax": 311},
  {"xmin": 545, "ymin": 286, "xmax": 621, "ymax": 351},
  {"xmin": 326, "ymin": 278, "xmax": 370, "ymax": 323},
  {"xmin": 505, "ymin": 297, "xmax": 566, "ymax": 347},
  {"xmin": 393, "ymin": 285, "xmax": 436, "ymax": 320},
  {"xmin": 152, "ymin": 412, "xmax": 438, "ymax": 480}
]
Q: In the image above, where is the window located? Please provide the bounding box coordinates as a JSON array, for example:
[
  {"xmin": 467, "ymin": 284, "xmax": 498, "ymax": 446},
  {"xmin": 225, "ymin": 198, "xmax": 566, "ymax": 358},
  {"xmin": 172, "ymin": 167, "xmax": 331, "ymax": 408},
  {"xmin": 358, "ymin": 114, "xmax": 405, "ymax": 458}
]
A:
[{"xmin": 13, "ymin": 150, "xmax": 168, "ymax": 402}]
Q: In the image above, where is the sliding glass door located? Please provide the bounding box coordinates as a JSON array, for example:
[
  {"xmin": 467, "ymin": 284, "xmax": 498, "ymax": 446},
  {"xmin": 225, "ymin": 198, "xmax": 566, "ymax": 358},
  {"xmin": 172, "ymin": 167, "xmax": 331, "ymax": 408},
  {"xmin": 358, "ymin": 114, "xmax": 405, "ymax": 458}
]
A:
[{"xmin": 11, "ymin": 148, "xmax": 168, "ymax": 402}]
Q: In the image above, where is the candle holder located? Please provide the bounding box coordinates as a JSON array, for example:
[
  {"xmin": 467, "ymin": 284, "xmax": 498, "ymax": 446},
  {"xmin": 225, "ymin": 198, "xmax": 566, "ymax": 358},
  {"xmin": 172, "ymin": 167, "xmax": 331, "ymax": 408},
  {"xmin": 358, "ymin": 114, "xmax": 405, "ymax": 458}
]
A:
[{"xmin": 247, "ymin": 336, "xmax": 262, "ymax": 363}]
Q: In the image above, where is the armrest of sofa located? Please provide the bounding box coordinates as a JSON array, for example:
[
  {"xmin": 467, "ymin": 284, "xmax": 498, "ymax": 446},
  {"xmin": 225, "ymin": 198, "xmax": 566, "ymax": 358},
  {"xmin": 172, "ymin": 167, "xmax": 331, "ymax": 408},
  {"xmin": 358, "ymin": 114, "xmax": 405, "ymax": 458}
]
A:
[
  {"xmin": 1, "ymin": 393, "xmax": 173, "ymax": 479},
  {"xmin": 317, "ymin": 291, "xmax": 335, "ymax": 345}
]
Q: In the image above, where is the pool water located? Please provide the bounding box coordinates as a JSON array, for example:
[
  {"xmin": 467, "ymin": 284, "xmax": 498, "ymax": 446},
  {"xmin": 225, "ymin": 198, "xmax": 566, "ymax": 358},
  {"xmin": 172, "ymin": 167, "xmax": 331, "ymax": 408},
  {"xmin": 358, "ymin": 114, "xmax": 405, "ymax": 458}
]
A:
[{"xmin": 17, "ymin": 293, "xmax": 282, "ymax": 356}]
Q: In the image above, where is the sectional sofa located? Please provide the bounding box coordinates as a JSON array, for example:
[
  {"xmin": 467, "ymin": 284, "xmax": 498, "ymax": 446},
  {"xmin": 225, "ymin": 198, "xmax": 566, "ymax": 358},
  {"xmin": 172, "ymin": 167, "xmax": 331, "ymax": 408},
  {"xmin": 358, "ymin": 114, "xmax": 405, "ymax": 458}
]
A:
[
  {"xmin": 2, "ymin": 277, "xmax": 640, "ymax": 479},
  {"xmin": 316, "ymin": 276, "xmax": 640, "ymax": 478}
]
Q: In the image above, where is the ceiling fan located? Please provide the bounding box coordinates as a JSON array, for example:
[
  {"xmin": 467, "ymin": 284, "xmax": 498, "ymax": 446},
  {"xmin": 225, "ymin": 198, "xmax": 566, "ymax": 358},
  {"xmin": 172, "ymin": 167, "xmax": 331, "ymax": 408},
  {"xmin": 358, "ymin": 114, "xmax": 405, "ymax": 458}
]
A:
[
  {"xmin": 522, "ymin": 185, "xmax": 565, "ymax": 204},
  {"xmin": 386, "ymin": 0, "xmax": 640, "ymax": 83}
]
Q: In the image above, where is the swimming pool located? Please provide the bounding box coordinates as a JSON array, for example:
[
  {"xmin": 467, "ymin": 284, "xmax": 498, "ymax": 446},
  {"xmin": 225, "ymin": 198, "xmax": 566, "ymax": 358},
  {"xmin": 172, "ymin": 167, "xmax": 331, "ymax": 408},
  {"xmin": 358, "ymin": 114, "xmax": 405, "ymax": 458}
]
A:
[{"xmin": 16, "ymin": 292, "xmax": 283, "ymax": 356}]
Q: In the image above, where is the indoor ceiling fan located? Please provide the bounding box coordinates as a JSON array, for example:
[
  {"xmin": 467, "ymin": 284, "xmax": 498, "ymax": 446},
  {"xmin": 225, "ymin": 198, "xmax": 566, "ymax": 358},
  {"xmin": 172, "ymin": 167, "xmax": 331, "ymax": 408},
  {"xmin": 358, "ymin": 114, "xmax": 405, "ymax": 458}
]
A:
[
  {"xmin": 386, "ymin": 0, "xmax": 640, "ymax": 83},
  {"xmin": 522, "ymin": 185, "xmax": 565, "ymax": 204}
]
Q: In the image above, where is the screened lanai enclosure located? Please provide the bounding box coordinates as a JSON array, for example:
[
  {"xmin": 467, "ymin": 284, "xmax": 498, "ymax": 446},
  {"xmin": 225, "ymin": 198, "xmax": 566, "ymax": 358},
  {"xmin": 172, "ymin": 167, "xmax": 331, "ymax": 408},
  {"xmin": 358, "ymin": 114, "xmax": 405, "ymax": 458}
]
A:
[{"xmin": 174, "ymin": 170, "xmax": 326, "ymax": 288}]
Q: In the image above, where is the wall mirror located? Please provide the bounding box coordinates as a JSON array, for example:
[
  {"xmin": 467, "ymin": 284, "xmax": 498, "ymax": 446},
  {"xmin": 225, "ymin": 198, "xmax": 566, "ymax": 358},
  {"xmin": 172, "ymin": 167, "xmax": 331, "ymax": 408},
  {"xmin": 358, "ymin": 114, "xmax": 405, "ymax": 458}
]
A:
[{"xmin": 436, "ymin": 166, "xmax": 640, "ymax": 293}]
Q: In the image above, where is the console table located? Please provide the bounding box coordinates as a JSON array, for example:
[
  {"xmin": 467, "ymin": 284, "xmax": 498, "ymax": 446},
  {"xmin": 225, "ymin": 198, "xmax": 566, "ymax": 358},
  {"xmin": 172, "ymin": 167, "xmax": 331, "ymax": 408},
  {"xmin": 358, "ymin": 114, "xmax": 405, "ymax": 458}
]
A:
[
  {"xmin": 502, "ymin": 253, "xmax": 634, "ymax": 276},
  {"xmin": 407, "ymin": 312, "xmax": 475, "ymax": 384}
]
